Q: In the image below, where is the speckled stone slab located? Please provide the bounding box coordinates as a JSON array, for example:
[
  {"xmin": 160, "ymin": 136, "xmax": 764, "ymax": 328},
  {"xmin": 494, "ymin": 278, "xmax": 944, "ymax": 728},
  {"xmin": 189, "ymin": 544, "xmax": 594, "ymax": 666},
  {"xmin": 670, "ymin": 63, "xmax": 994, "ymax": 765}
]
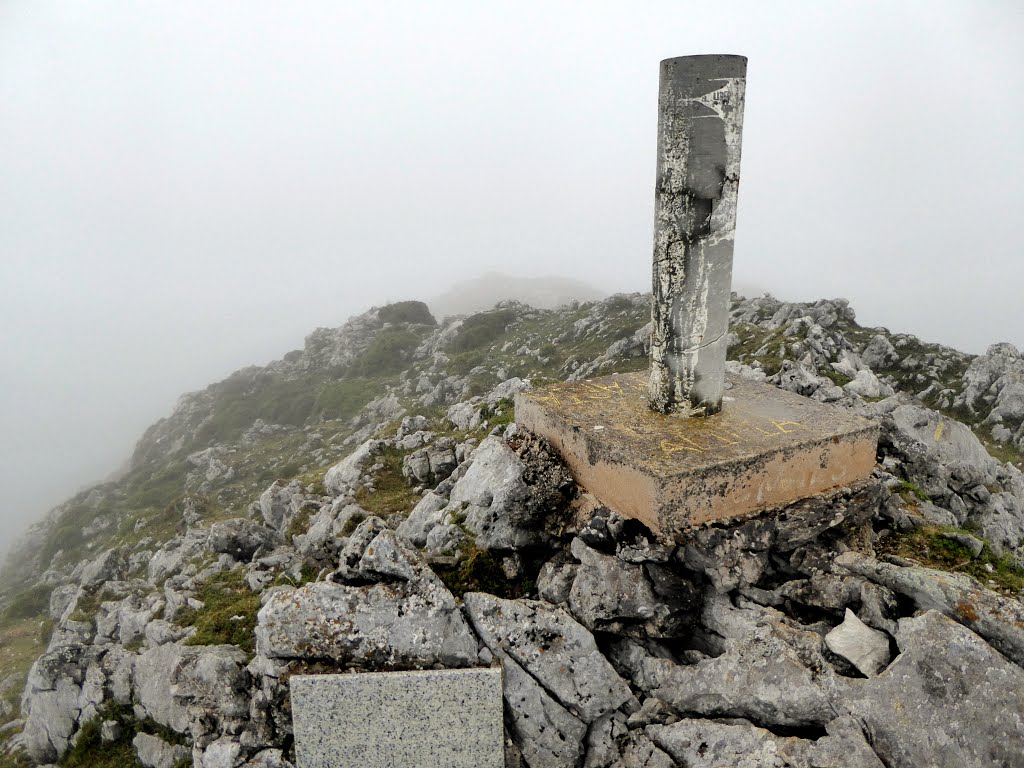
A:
[
  {"xmin": 516, "ymin": 371, "xmax": 878, "ymax": 538},
  {"xmin": 290, "ymin": 668, "xmax": 504, "ymax": 768}
]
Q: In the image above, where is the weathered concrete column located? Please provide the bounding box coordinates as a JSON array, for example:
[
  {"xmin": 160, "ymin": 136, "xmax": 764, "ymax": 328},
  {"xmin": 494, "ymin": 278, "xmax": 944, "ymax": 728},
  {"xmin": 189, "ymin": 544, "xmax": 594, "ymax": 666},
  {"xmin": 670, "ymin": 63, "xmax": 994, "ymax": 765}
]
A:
[{"xmin": 648, "ymin": 54, "xmax": 747, "ymax": 416}]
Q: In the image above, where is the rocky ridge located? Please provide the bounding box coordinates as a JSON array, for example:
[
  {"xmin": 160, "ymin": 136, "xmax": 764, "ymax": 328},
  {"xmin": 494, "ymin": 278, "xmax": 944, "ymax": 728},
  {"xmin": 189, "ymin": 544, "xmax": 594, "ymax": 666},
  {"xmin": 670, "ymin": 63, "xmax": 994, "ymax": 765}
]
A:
[{"xmin": 1, "ymin": 294, "xmax": 1023, "ymax": 768}]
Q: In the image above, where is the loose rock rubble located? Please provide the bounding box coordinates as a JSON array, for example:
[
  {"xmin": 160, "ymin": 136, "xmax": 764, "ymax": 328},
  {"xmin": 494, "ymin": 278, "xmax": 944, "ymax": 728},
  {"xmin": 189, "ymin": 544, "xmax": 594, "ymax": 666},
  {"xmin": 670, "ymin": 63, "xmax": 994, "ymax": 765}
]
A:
[{"xmin": 2, "ymin": 294, "xmax": 1023, "ymax": 768}]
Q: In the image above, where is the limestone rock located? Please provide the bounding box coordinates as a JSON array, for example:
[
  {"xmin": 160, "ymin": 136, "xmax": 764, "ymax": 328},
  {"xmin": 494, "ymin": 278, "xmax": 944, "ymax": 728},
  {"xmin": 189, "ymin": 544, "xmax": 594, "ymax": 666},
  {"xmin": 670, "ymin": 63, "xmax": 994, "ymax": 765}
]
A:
[
  {"xmin": 464, "ymin": 593, "xmax": 631, "ymax": 722},
  {"xmin": 568, "ymin": 539, "xmax": 655, "ymax": 626},
  {"xmin": 133, "ymin": 733, "xmax": 191, "ymax": 768},
  {"xmin": 134, "ymin": 643, "xmax": 249, "ymax": 737},
  {"xmin": 837, "ymin": 552, "xmax": 1024, "ymax": 666},
  {"xmin": 198, "ymin": 736, "xmax": 242, "ymax": 768},
  {"xmin": 445, "ymin": 434, "xmax": 571, "ymax": 551},
  {"xmin": 207, "ymin": 519, "xmax": 276, "ymax": 562},
  {"xmin": 651, "ymin": 605, "xmax": 836, "ymax": 728},
  {"xmin": 395, "ymin": 491, "xmax": 447, "ymax": 548},
  {"xmin": 843, "ymin": 610, "xmax": 1024, "ymax": 768},
  {"xmin": 844, "ymin": 369, "xmax": 894, "ymax": 399},
  {"xmin": 323, "ymin": 439, "xmax": 384, "ymax": 496},
  {"xmin": 824, "ymin": 608, "xmax": 892, "ymax": 676},
  {"xmin": 79, "ymin": 548, "xmax": 123, "ymax": 587},
  {"xmin": 243, "ymin": 749, "xmax": 294, "ymax": 768},
  {"xmin": 648, "ymin": 715, "xmax": 885, "ymax": 768},
  {"xmin": 256, "ymin": 571, "xmax": 476, "ymax": 669},
  {"xmin": 20, "ymin": 645, "xmax": 105, "ymax": 764},
  {"xmin": 498, "ymin": 651, "xmax": 585, "ymax": 768}
]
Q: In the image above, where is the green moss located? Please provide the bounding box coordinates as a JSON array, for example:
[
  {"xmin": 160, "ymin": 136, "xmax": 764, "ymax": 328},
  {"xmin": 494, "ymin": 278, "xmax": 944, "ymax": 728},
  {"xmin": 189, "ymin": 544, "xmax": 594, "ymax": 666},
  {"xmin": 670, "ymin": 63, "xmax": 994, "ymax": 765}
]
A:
[
  {"xmin": 896, "ymin": 479, "xmax": 930, "ymax": 503},
  {"xmin": 67, "ymin": 586, "xmax": 104, "ymax": 623},
  {"xmin": 286, "ymin": 506, "xmax": 316, "ymax": 540},
  {"xmin": 727, "ymin": 323, "xmax": 788, "ymax": 374},
  {"xmin": 378, "ymin": 300, "xmax": 436, "ymax": 326},
  {"xmin": 0, "ymin": 750, "xmax": 30, "ymax": 768},
  {"xmin": 434, "ymin": 545, "xmax": 535, "ymax": 599},
  {"xmin": 177, "ymin": 569, "xmax": 261, "ymax": 653},
  {"xmin": 57, "ymin": 703, "xmax": 188, "ymax": 768},
  {"xmin": 354, "ymin": 448, "xmax": 419, "ymax": 517},
  {"xmin": 976, "ymin": 427, "xmax": 1024, "ymax": 470},
  {"xmin": 482, "ymin": 399, "xmax": 515, "ymax": 431},
  {"xmin": 879, "ymin": 525, "xmax": 1024, "ymax": 596},
  {"xmin": 339, "ymin": 510, "xmax": 367, "ymax": 536},
  {"xmin": 196, "ymin": 375, "xmax": 319, "ymax": 445},
  {"xmin": 820, "ymin": 368, "xmax": 852, "ymax": 387}
]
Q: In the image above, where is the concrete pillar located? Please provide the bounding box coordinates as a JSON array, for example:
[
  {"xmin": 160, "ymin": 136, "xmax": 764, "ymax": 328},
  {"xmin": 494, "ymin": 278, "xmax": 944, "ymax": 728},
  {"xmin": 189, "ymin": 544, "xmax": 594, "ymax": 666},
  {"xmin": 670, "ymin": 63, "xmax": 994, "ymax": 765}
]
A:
[{"xmin": 648, "ymin": 54, "xmax": 747, "ymax": 416}]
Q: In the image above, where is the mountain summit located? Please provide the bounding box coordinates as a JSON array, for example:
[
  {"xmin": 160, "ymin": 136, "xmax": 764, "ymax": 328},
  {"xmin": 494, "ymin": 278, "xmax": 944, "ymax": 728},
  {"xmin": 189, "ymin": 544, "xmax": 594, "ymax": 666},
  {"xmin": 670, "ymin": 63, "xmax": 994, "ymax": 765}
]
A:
[{"xmin": 2, "ymin": 293, "xmax": 1023, "ymax": 768}]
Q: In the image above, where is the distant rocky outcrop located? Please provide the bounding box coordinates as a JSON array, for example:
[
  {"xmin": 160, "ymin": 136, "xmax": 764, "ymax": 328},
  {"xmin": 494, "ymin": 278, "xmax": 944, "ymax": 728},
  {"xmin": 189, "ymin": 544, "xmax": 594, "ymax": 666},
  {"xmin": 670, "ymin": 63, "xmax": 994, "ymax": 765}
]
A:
[
  {"xmin": 2, "ymin": 292, "xmax": 1023, "ymax": 768},
  {"xmin": 429, "ymin": 273, "xmax": 605, "ymax": 319}
]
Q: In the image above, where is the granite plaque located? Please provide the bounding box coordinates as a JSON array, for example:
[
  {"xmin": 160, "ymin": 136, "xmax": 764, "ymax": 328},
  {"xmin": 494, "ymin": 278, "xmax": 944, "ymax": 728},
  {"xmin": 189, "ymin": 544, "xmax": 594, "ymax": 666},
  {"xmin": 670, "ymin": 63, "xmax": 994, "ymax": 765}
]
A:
[{"xmin": 290, "ymin": 668, "xmax": 504, "ymax": 768}]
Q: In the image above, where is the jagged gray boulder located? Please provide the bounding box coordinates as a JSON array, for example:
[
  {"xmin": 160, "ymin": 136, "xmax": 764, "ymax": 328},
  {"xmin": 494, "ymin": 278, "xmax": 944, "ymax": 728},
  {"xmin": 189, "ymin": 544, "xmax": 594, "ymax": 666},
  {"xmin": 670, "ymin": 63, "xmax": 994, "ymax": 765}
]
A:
[
  {"xmin": 396, "ymin": 491, "xmax": 447, "ymax": 548},
  {"xmin": 20, "ymin": 645, "xmax": 105, "ymax": 764},
  {"xmin": 648, "ymin": 716, "xmax": 885, "ymax": 768},
  {"xmin": 496, "ymin": 651, "xmax": 585, "ymax": 768},
  {"xmin": 650, "ymin": 603, "xmax": 836, "ymax": 728},
  {"xmin": 464, "ymin": 593, "xmax": 631, "ymax": 722},
  {"xmin": 837, "ymin": 552, "xmax": 1024, "ymax": 666},
  {"xmin": 843, "ymin": 610, "xmax": 1024, "ymax": 768},
  {"xmin": 256, "ymin": 551, "xmax": 476, "ymax": 668},
  {"xmin": 323, "ymin": 439, "xmax": 383, "ymax": 496},
  {"xmin": 78, "ymin": 548, "xmax": 123, "ymax": 587},
  {"xmin": 207, "ymin": 519, "xmax": 276, "ymax": 562},
  {"xmin": 446, "ymin": 434, "xmax": 571, "ymax": 551},
  {"xmin": 133, "ymin": 732, "xmax": 191, "ymax": 768},
  {"xmin": 134, "ymin": 644, "xmax": 249, "ymax": 737}
]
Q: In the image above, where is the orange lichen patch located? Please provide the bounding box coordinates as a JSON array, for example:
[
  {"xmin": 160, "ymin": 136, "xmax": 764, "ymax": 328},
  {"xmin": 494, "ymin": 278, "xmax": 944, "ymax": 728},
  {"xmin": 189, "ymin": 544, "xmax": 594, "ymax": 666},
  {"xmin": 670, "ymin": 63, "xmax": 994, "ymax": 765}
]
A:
[
  {"xmin": 516, "ymin": 372, "xmax": 879, "ymax": 540},
  {"xmin": 957, "ymin": 600, "xmax": 980, "ymax": 622}
]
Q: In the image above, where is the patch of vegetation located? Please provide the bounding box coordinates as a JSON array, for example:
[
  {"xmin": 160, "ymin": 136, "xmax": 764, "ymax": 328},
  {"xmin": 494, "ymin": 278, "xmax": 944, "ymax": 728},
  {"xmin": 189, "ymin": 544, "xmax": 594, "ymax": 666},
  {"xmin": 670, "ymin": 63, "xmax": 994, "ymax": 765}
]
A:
[
  {"xmin": 339, "ymin": 510, "xmax": 367, "ymax": 537},
  {"xmin": 447, "ymin": 309, "xmax": 518, "ymax": 353},
  {"xmin": 354, "ymin": 448, "xmax": 419, "ymax": 517},
  {"xmin": 0, "ymin": 615, "xmax": 53, "ymax": 754},
  {"xmin": 878, "ymin": 525, "xmax": 1024, "ymax": 596},
  {"xmin": 976, "ymin": 427, "xmax": 1024, "ymax": 470},
  {"xmin": 435, "ymin": 545, "xmax": 536, "ymax": 599},
  {"xmin": 67, "ymin": 586, "xmax": 106, "ymax": 624},
  {"xmin": 1, "ymin": 584, "xmax": 51, "ymax": 623},
  {"xmin": 0, "ymin": 749, "xmax": 30, "ymax": 768},
  {"xmin": 482, "ymin": 399, "xmax": 515, "ymax": 431},
  {"xmin": 820, "ymin": 368, "xmax": 851, "ymax": 387},
  {"xmin": 378, "ymin": 300, "xmax": 436, "ymax": 326},
  {"xmin": 350, "ymin": 328, "xmax": 424, "ymax": 377},
  {"xmin": 315, "ymin": 377, "xmax": 377, "ymax": 421},
  {"xmin": 123, "ymin": 460, "xmax": 192, "ymax": 512},
  {"xmin": 286, "ymin": 505, "xmax": 316, "ymax": 539},
  {"xmin": 896, "ymin": 479, "xmax": 930, "ymax": 503},
  {"xmin": 58, "ymin": 703, "xmax": 188, "ymax": 768},
  {"xmin": 728, "ymin": 323, "xmax": 788, "ymax": 374},
  {"xmin": 177, "ymin": 568, "xmax": 261, "ymax": 653},
  {"xmin": 197, "ymin": 375, "xmax": 319, "ymax": 445}
]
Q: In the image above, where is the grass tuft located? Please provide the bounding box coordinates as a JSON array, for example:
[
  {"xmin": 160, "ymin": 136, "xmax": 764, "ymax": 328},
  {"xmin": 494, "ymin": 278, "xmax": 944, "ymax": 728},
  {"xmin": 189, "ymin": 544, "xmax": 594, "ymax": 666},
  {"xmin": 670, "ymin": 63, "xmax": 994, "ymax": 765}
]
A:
[
  {"xmin": 177, "ymin": 569, "xmax": 261, "ymax": 653},
  {"xmin": 878, "ymin": 525, "xmax": 1024, "ymax": 596}
]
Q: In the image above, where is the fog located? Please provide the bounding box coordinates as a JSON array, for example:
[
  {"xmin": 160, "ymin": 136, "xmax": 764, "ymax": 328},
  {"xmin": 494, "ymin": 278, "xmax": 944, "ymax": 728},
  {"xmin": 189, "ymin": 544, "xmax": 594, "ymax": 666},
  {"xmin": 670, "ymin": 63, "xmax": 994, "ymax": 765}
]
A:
[{"xmin": 1, "ymin": 1, "xmax": 1021, "ymax": 555}]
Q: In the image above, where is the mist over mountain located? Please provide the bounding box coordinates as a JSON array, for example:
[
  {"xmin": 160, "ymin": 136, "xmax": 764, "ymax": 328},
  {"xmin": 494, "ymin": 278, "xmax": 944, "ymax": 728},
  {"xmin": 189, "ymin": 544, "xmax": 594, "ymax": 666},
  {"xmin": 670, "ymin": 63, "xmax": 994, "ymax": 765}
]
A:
[{"xmin": 429, "ymin": 273, "xmax": 605, "ymax": 319}]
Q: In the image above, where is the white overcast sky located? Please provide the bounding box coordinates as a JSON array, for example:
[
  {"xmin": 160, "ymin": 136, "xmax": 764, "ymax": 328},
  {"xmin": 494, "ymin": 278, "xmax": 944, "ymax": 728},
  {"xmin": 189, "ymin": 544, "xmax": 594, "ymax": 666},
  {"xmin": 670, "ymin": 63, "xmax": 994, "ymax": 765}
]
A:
[{"xmin": 1, "ymin": 1, "xmax": 1022, "ymax": 553}]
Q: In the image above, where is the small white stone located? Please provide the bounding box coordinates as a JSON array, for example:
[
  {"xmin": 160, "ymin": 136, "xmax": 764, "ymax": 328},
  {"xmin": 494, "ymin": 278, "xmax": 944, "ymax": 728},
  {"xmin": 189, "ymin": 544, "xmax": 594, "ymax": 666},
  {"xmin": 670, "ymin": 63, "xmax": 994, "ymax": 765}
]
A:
[{"xmin": 826, "ymin": 608, "xmax": 892, "ymax": 676}]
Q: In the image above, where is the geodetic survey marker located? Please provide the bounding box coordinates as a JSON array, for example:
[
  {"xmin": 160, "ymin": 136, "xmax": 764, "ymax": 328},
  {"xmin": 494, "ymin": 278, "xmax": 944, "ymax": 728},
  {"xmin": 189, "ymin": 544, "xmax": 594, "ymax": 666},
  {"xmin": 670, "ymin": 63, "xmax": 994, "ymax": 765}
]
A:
[{"xmin": 516, "ymin": 55, "xmax": 879, "ymax": 534}]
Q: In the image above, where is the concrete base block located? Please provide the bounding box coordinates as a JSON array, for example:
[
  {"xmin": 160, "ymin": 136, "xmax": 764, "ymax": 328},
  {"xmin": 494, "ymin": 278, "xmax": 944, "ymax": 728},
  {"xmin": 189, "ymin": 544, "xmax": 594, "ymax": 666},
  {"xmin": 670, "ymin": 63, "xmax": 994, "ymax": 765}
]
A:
[{"xmin": 515, "ymin": 372, "xmax": 878, "ymax": 539}]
